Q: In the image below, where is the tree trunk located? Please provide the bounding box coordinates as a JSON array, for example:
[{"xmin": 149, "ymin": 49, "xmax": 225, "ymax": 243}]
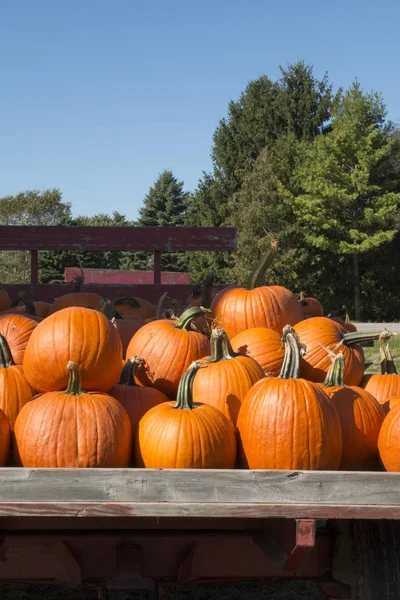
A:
[{"xmin": 353, "ymin": 252, "xmax": 361, "ymax": 321}]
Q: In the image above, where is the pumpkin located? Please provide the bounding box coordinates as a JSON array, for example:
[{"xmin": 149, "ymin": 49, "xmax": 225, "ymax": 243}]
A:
[
  {"xmin": 192, "ymin": 327, "xmax": 264, "ymax": 425},
  {"xmin": 14, "ymin": 361, "xmax": 131, "ymax": 468},
  {"xmin": 211, "ymin": 241, "xmax": 303, "ymax": 338},
  {"xmin": 32, "ymin": 301, "xmax": 51, "ymax": 318},
  {"xmin": 0, "ymin": 408, "xmax": 10, "ymax": 466},
  {"xmin": 0, "ymin": 287, "xmax": 11, "ymax": 313},
  {"xmin": 0, "ymin": 313, "xmax": 38, "ymax": 365},
  {"xmin": 113, "ymin": 297, "xmax": 156, "ymax": 320},
  {"xmin": 126, "ymin": 306, "xmax": 211, "ymax": 398},
  {"xmin": 293, "ymin": 317, "xmax": 384, "ymax": 386},
  {"xmin": 0, "ymin": 334, "xmax": 34, "ymax": 430},
  {"xmin": 323, "ymin": 351, "xmax": 384, "ymax": 470},
  {"xmin": 382, "ymin": 397, "xmax": 400, "ymax": 413},
  {"xmin": 23, "ymin": 307, "xmax": 122, "ymax": 393},
  {"xmin": 362, "ymin": 334, "xmax": 400, "ymax": 406},
  {"xmin": 378, "ymin": 404, "xmax": 400, "ymax": 471},
  {"xmin": 231, "ymin": 327, "xmax": 284, "ymax": 377},
  {"xmin": 109, "ymin": 356, "xmax": 169, "ymax": 436},
  {"xmin": 6, "ymin": 296, "xmax": 42, "ymax": 322},
  {"xmin": 134, "ymin": 361, "xmax": 237, "ymax": 468},
  {"xmin": 236, "ymin": 325, "xmax": 342, "ymax": 470},
  {"xmin": 188, "ymin": 273, "xmax": 215, "ymax": 335},
  {"xmin": 49, "ymin": 269, "xmax": 102, "ymax": 314},
  {"xmin": 299, "ymin": 297, "xmax": 323, "ymax": 318},
  {"xmin": 330, "ymin": 316, "xmax": 357, "ymax": 333}
]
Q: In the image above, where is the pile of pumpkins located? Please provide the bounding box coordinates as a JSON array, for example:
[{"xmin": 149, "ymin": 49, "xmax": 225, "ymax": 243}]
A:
[{"xmin": 0, "ymin": 246, "xmax": 399, "ymax": 472}]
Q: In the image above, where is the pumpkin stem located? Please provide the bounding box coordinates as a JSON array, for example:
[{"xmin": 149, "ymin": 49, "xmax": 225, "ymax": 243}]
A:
[
  {"xmin": 379, "ymin": 334, "xmax": 398, "ymax": 375},
  {"xmin": 103, "ymin": 300, "xmax": 123, "ymax": 320},
  {"xmin": 65, "ymin": 361, "xmax": 83, "ymax": 395},
  {"xmin": 342, "ymin": 329, "xmax": 391, "ymax": 347},
  {"xmin": 323, "ymin": 352, "xmax": 345, "ymax": 387},
  {"xmin": 190, "ymin": 283, "xmax": 202, "ymax": 301},
  {"xmin": 72, "ymin": 267, "xmax": 85, "ymax": 292},
  {"xmin": 11, "ymin": 293, "xmax": 37, "ymax": 315},
  {"xmin": 279, "ymin": 325, "xmax": 306, "ymax": 380},
  {"xmin": 174, "ymin": 306, "xmax": 211, "ymax": 331},
  {"xmin": 155, "ymin": 292, "xmax": 169, "ymax": 320},
  {"xmin": 207, "ymin": 327, "xmax": 238, "ymax": 362},
  {"xmin": 173, "ymin": 361, "xmax": 201, "ymax": 410},
  {"xmin": 248, "ymin": 239, "xmax": 278, "ymax": 290},
  {"xmin": 0, "ymin": 334, "xmax": 14, "ymax": 368},
  {"xmin": 114, "ymin": 296, "xmax": 141, "ymax": 309},
  {"xmin": 119, "ymin": 356, "xmax": 143, "ymax": 386},
  {"xmin": 201, "ymin": 272, "xmax": 215, "ymax": 309}
]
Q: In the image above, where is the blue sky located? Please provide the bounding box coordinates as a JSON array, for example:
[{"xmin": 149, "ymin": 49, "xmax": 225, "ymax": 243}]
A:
[{"xmin": 1, "ymin": 0, "xmax": 399, "ymax": 219}]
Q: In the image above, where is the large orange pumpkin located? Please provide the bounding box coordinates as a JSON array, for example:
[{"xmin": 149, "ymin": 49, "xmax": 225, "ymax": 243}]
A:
[
  {"xmin": 49, "ymin": 270, "xmax": 102, "ymax": 314},
  {"xmin": 293, "ymin": 317, "xmax": 384, "ymax": 386},
  {"xmin": 378, "ymin": 404, "xmax": 400, "ymax": 471},
  {"xmin": 231, "ymin": 327, "xmax": 284, "ymax": 376},
  {"xmin": 192, "ymin": 327, "xmax": 264, "ymax": 425},
  {"xmin": 23, "ymin": 307, "xmax": 122, "ymax": 392},
  {"xmin": 14, "ymin": 362, "xmax": 132, "ymax": 468},
  {"xmin": 0, "ymin": 287, "xmax": 11, "ymax": 312},
  {"xmin": 362, "ymin": 335, "xmax": 400, "ymax": 406},
  {"xmin": 134, "ymin": 361, "xmax": 237, "ymax": 469},
  {"xmin": 323, "ymin": 351, "xmax": 384, "ymax": 470},
  {"xmin": 236, "ymin": 326, "xmax": 342, "ymax": 470},
  {"xmin": 211, "ymin": 241, "xmax": 303, "ymax": 338},
  {"xmin": 126, "ymin": 306, "xmax": 211, "ymax": 398},
  {"xmin": 0, "ymin": 334, "xmax": 34, "ymax": 430},
  {"xmin": 109, "ymin": 357, "xmax": 169, "ymax": 436},
  {"xmin": 0, "ymin": 313, "xmax": 38, "ymax": 365},
  {"xmin": 299, "ymin": 297, "xmax": 323, "ymax": 318}
]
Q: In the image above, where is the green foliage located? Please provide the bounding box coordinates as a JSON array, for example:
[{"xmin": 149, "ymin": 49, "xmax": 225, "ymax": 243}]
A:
[{"xmin": 122, "ymin": 170, "xmax": 189, "ymax": 274}]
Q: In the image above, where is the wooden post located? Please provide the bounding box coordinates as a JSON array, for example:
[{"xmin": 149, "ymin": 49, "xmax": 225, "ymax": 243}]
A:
[
  {"xmin": 154, "ymin": 251, "xmax": 161, "ymax": 285},
  {"xmin": 31, "ymin": 250, "xmax": 39, "ymax": 283}
]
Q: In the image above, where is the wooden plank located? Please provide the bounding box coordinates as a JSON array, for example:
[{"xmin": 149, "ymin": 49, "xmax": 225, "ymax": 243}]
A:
[
  {"xmin": 0, "ymin": 469, "xmax": 399, "ymax": 519},
  {"xmin": 0, "ymin": 226, "xmax": 237, "ymax": 252},
  {"xmin": 2, "ymin": 284, "xmax": 229, "ymax": 304},
  {"xmin": 153, "ymin": 251, "xmax": 161, "ymax": 285},
  {"xmin": 30, "ymin": 250, "xmax": 39, "ymax": 284}
]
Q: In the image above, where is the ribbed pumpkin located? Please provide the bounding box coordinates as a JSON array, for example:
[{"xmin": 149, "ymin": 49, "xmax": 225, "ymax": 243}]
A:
[
  {"xmin": 231, "ymin": 327, "xmax": 284, "ymax": 377},
  {"xmin": 293, "ymin": 317, "xmax": 384, "ymax": 386},
  {"xmin": 362, "ymin": 335, "xmax": 400, "ymax": 406},
  {"xmin": 323, "ymin": 352, "xmax": 384, "ymax": 470},
  {"xmin": 0, "ymin": 313, "xmax": 38, "ymax": 365},
  {"xmin": 126, "ymin": 306, "xmax": 211, "ymax": 398},
  {"xmin": 237, "ymin": 326, "xmax": 342, "ymax": 470},
  {"xmin": 211, "ymin": 241, "xmax": 303, "ymax": 338},
  {"xmin": 193, "ymin": 327, "xmax": 264, "ymax": 425},
  {"xmin": 109, "ymin": 357, "xmax": 169, "ymax": 436},
  {"xmin": 383, "ymin": 397, "xmax": 400, "ymax": 413},
  {"xmin": 0, "ymin": 334, "xmax": 34, "ymax": 430},
  {"xmin": 0, "ymin": 287, "xmax": 11, "ymax": 312},
  {"xmin": 378, "ymin": 404, "xmax": 400, "ymax": 472},
  {"xmin": 49, "ymin": 270, "xmax": 102, "ymax": 314},
  {"xmin": 14, "ymin": 362, "xmax": 132, "ymax": 468},
  {"xmin": 299, "ymin": 297, "xmax": 323, "ymax": 318},
  {"xmin": 23, "ymin": 307, "xmax": 122, "ymax": 393},
  {"xmin": 134, "ymin": 361, "xmax": 237, "ymax": 468}
]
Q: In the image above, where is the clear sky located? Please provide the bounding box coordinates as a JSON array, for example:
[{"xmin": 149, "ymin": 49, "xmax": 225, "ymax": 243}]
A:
[{"xmin": 1, "ymin": 0, "xmax": 399, "ymax": 219}]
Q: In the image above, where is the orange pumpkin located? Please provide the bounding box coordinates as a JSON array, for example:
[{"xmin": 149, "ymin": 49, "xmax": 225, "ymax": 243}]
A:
[
  {"xmin": 126, "ymin": 306, "xmax": 211, "ymax": 398},
  {"xmin": 0, "ymin": 408, "xmax": 11, "ymax": 466},
  {"xmin": 293, "ymin": 317, "xmax": 383, "ymax": 386},
  {"xmin": 231, "ymin": 327, "xmax": 284, "ymax": 376},
  {"xmin": 15, "ymin": 362, "xmax": 131, "ymax": 468},
  {"xmin": 23, "ymin": 307, "xmax": 122, "ymax": 393},
  {"xmin": 192, "ymin": 327, "xmax": 264, "ymax": 425},
  {"xmin": 382, "ymin": 397, "xmax": 400, "ymax": 413},
  {"xmin": 32, "ymin": 301, "xmax": 51, "ymax": 318},
  {"xmin": 211, "ymin": 241, "xmax": 303, "ymax": 338},
  {"xmin": 0, "ymin": 287, "xmax": 11, "ymax": 312},
  {"xmin": 236, "ymin": 326, "xmax": 342, "ymax": 470},
  {"xmin": 299, "ymin": 297, "xmax": 323, "ymax": 318},
  {"xmin": 9, "ymin": 296, "xmax": 43, "ymax": 322},
  {"xmin": 378, "ymin": 404, "xmax": 400, "ymax": 471},
  {"xmin": 330, "ymin": 316, "xmax": 357, "ymax": 333},
  {"xmin": 49, "ymin": 269, "xmax": 102, "ymax": 314},
  {"xmin": 362, "ymin": 335, "xmax": 400, "ymax": 406},
  {"xmin": 323, "ymin": 351, "xmax": 384, "ymax": 470},
  {"xmin": 0, "ymin": 334, "xmax": 34, "ymax": 430},
  {"xmin": 0, "ymin": 313, "xmax": 38, "ymax": 365},
  {"xmin": 134, "ymin": 361, "xmax": 237, "ymax": 468},
  {"xmin": 113, "ymin": 297, "xmax": 156, "ymax": 320},
  {"xmin": 109, "ymin": 357, "xmax": 169, "ymax": 437}
]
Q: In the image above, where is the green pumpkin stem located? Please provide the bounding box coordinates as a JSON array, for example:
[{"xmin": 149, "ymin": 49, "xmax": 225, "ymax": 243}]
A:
[
  {"xmin": 65, "ymin": 362, "xmax": 84, "ymax": 395},
  {"xmin": 248, "ymin": 239, "xmax": 278, "ymax": 290},
  {"xmin": 11, "ymin": 293, "xmax": 37, "ymax": 315},
  {"xmin": 279, "ymin": 325, "xmax": 306, "ymax": 380},
  {"xmin": 323, "ymin": 352, "xmax": 345, "ymax": 387},
  {"xmin": 0, "ymin": 334, "xmax": 14, "ymax": 368},
  {"xmin": 174, "ymin": 306, "xmax": 211, "ymax": 331},
  {"xmin": 119, "ymin": 356, "xmax": 143, "ymax": 386},
  {"xmin": 207, "ymin": 327, "xmax": 238, "ymax": 362},
  {"xmin": 342, "ymin": 329, "xmax": 391, "ymax": 346},
  {"xmin": 173, "ymin": 361, "xmax": 201, "ymax": 410},
  {"xmin": 379, "ymin": 334, "xmax": 398, "ymax": 375},
  {"xmin": 201, "ymin": 272, "xmax": 215, "ymax": 309},
  {"xmin": 102, "ymin": 300, "xmax": 123, "ymax": 320}
]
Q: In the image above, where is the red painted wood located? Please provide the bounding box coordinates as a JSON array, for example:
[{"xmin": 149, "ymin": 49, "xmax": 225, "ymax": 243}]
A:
[
  {"xmin": 0, "ymin": 226, "xmax": 236, "ymax": 251},
  {"xmin": 153, "ymin": 251, "xmax": 161, "ymax": 285},
  {"xmin": 64, "ymin": 268, "xmax": 190, "ymax": 284}
]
